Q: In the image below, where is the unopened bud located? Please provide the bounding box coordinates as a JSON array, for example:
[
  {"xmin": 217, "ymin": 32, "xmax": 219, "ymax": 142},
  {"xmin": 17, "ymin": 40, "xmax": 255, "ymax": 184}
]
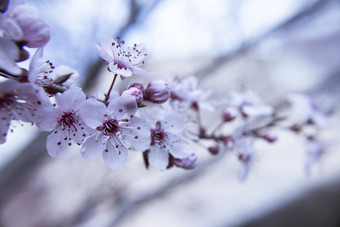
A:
[
  {"xmin": 208, "ymin": 145, "xmax": 219, "ymax": 155},
  {"xmin": 222, "ymin": 107, "xmax": 238, "ymax": 122},
  {"xmin": 260, "ymin": 132, "xmax": 277, "ymax": 143},
  {"xmin": 128, "ymin": 83, "xmax": 144, "ymax": 93},
  {"xmin": 173, "ymin": 153, "xmax": 198, "ymax": 170},
  {"xmin": 121, "ymin": 87, "xmax": 143, "ymax": 106},
  {"xmin": 144, "ymin": 80, "xmax": 170, "ymax": 104}
]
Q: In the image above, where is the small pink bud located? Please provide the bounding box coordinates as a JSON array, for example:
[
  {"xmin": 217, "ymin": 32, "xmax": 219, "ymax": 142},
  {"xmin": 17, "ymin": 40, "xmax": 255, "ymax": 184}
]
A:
[
  {"xmin": 260, "ymin": 132, "xmax": 277, "ymax": 143},
  {"xmin": 121, "ymin": 87, "xmax": 143, "ymax": 106},
  {"xmin": 128, "ymin": 83, "xmax": 144, "ymax": 93},
  {"xmin": 208, "ymin": 145, "xmax": 219, "ymax": 155},
  {"xmin": 222, "ymin": 107, "xmax": 238, "ymax": 122},
  {"xmin": 173, "ymin": 153, "xmax": 198, "ymax": 170},
  {"xmin": 144, "ymin": 80, "xmax": 170, "ymax": 104}
]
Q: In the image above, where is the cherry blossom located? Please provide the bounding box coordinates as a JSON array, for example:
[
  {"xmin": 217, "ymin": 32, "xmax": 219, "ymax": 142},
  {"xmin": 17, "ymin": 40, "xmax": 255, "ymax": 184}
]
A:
[
  {"xmin": 2, "ymin": 0, "xmax": 50, "ymax": 47},
  {"xmin": 27, "ymin": 47, "xmax": 56, "ymax": 89},
  {"xmin": 37, "ymin": 87, "xmax": 89, "ymax": 157},
  {"xmin": 0, "ymin": 79, "xmax": 50, "ymax": 144},
  {"xmin": 169, "ymin": 76, "xmax": 214, "ymax": 111},
  {"xmin": 229, "ymin": 90, "xmax": 274, "ymax": 117},
  {"xmin": 141, "ymin": 107, "xmax": 194, "ymax": 171},
  {"xmin": 27, "ymin": 48, "xmax": 78, "ymax": 93},
  {"xmin": 287, "ymin": 94, "xmax": 330, "ymax": 129},
  {"xmin": 305, "ymin": 139, "xmax": 327, "ymax": 175},
  {"xmin": 95, "ymin": 35, "xmax": 150, "ymax": 78},
  {"xmin": 79, "ymin": 95, "xmax": 150, "ymax": 170},
  {"xmin": 234, "ymin": 137, "xmax": 256, "ymax": 181}
]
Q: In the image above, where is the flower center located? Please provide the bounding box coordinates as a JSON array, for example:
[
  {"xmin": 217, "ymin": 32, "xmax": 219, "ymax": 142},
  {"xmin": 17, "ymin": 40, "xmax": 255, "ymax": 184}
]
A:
[
  {"xmin": 101, "ymin": 119, "xmax": 120, "ymax": 136},
  {"xmin": 151, "ymin": 121, "xmax": 166, "ymax": 145},
  {"xmin": 59, "ymin": 112, "xmax": 76, "ymax": 130},
  {"xmin": 114, "ymin": 59, "xmax": 128, "ymax": 70},
  {"xmin": 0, "ymin": 94, "xmax": 15, "ymax": 110}
]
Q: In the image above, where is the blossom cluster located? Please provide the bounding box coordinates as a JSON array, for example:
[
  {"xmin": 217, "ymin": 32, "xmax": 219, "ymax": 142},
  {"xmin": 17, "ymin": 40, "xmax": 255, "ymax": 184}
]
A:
[{"xmin": 0, "ymin": 0, "xmax": 334, "ymax": 179}]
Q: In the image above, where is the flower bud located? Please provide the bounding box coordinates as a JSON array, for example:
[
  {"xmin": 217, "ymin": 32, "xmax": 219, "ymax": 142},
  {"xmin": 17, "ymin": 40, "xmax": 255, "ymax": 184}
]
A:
[
  {"xmin": 222, "ymin": 107, "xmax": 238, "ymax": 122},
  {"xmin": 144, "ymin": 80, "xmax": 170, "ymax": 104},
  {"xmin": 121, "ymin": 87, "xmax": 143, "ymax": 106},
  {"xmin": 128, "ymin": 83, "xmax": 144, "ymax": 93},
  {"xmin": 208, "ymin": 145, "xmax": 219, "ymax": 155},
  {"xmin": 173, "ymin": 153, "xmax": 198, "ymax": 170},
  {"xmin": 260, "ymin": 132, "xmax": 277, "ymax": 143}
]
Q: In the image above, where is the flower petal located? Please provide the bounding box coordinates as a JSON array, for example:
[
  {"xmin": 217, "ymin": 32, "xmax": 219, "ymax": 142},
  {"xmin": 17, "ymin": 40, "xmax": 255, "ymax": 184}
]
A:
[
  {"xmin": 120, "ymin": 116, "xmax": 150, "ymax": 151},
  {"xmin": 80, "ymin": 133, "xmax": 105, "ymax": 161},
  {"xmin": 166, "ymin": 134, "xmax": 192, "ymax": 159},
  {"xmin": 108, "ymin": 95, "xmax": 137, "ymax": 120},
  {"xmin": 80, "ymin": 98, "xmax": 107, "ymax": 129},
  {"xmin": 242, "ymin": 104, "xmax": 274, "ymax": 117},
  {"xmin": 102, "ymin": 137, "xmax": 128, "ymax": 170},
  {"xmin": 46, "ymin": 130, "xmax": 62, "ymax": 158},
  {"xmin": 56, "ymin": 87, "xmax": 86, "ymax": 112},
  {"xmin": 162, "ymin": 113, "xmax": 185, "ymax": 133},
  {"xmin": 148, "ymin": 145, "xmax": 169, "ymax": 171}
]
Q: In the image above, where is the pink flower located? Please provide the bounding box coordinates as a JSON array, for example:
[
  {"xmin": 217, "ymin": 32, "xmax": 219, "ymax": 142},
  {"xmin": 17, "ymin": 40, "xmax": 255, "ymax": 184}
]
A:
[
  {"xmin": 37, "ymin": 88, "xmax": 89, "ymax": 157},
  {"xmin": 305, "ymin": 140, "xmax": 327, "ymax": 175},
  {"xmin": 234, "ymin": 137, "xmax": 256, "ymax": 181},
  {"xmin": 142, "ymin": 108, "xmax": 194, "ymax": 171},
  {"xmin": 169, "ymin": 76, "xmax": 214, "ymax": 111},
  {"xmin": 3, "ymin": 2, "xmax": 50, "ymax": 47},
  {"xmin": 0, "ymin": 1, "xmax": 50, "ymax": 48},
  {"xmin": 229, "ymin": 90, "xmax": 274, "ymax": 117},
  {"xmin": 28, "ymin": 47, "xmax": 55, "ymax": 88},
  {"xmin": 95, "ymin": 35, "xmax": 150, "ymax": 78},
  {"xmin": 28, "ymin": 48, "xmax": 78, "ymax": 91},
  {"xmin": 287, "ymin": 94, "xmax": 330, "ymax": 129},
  {"xmin": 79, "ymin": 95, "xmax": 150, "ymax": 170},
  {"xmin": 0, "ymin": 79, "xmax": 50, "ymax": 144}
]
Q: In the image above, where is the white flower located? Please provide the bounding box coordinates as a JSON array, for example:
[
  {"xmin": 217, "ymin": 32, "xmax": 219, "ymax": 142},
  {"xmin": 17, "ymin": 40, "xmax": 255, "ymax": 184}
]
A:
[
  {"xmin": 141, "ymin": 107, "xmax": 194, "ymax": 171},
  {"xmin": 2, "ymin": 2, "xmax": 50, "ymax": 47},
  {"xmin": 37, "ymin": 88, "xmax": 89, "ymax": 157},
  {"xmin": 28, "ymin": 48, "xmax": 78, "ymax": 91},
  {"xmin": 95, "ymin": 35, "xmax": 150, "ymax": 78},
  {"xmin": 305, "ymin": 140, "xmax": 327, "ymax": 174},
  {"xmin": 229, "ymin": 90, "xmax": 274, "ymax": 117},
  {"xmin": 28, "ymin": 47, "xmax": 55, "ymax": 88},
  {"xmin": 79, "ymin": 95, "xmax": 150, "ymax": 170},
  {"xmin": 234, "ymin": 137, "xmax": 256, "ymax": 181},
  {"xmin": 0, "ymin": 79, "xmax": 50, "ymax": 144},
  {"xmin": 169, "ymin": 76, "xmax": 214, "ymax": 111},
  {"xmin": 287, "ymin": 94, "xmax": 330, "ymax": 129}
]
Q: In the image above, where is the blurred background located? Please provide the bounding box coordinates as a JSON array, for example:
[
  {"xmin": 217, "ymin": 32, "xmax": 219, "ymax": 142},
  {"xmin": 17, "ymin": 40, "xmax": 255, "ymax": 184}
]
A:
[{"xmin": 0, "ymin": 0, "xmax": 340, "ymax": 226}]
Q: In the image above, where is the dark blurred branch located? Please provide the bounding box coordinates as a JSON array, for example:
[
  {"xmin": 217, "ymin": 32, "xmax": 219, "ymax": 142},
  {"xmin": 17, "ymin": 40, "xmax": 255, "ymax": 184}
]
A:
[
  {"xmin": 106, "ymin": 153, "xmax": 226, "ymax": 227},
  {"xmin": 195, "ymin": 0, "xmax": 334, "ymax": 79},
  {"xmin": 236, "ymin": 175, "xmax": 340, "ymax": 227}
]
